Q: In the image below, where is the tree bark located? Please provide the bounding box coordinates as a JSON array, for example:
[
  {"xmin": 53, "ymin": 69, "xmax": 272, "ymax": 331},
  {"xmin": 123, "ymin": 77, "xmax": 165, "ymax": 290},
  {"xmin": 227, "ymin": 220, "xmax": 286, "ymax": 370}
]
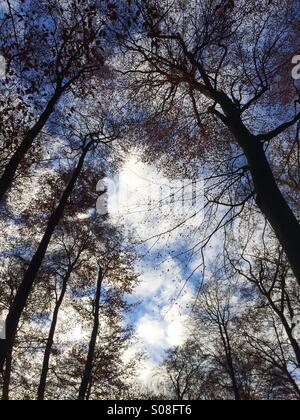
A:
[
  {"xmin": 78, "ymin": 268, "xmax": 103, "ymax": 401},
  {"xmin": 216, "ymin": 93, "xmax": 300, "ymax": 287},
  {"xmin": 0, "ymin": 146, "xmax": 90, "ymax": 374},
  {"xmin": 282, "ymin": 321, "xmax": 300, "ymax": 369},
  {"xmin": 283, "ymin": 366, "xmax": 300, "ymax": 399},
  {"xmin": 219, "ymin": 323, "xmax": 241, "ymax": 401},
  {"xmin": 0, "ymin": 85, "xmax": 63, "ymax": 203},
  {"xmin": 260, "ymin": 288, "xmax": 300, "ymax": 369},
  {"xmin": 1, "ymin": 348, "xmax": 12, "ymax": 400},
  {"xmin": 242, "ymin": 139, "xmax": 300, "ymax": 286},
  {"xmin": 225, "ymin": 343, "xmax": 240, "ymax": 401},
  {"xmin": 37, "ymin": 269, "xmax": 71, "ymax": 401}
]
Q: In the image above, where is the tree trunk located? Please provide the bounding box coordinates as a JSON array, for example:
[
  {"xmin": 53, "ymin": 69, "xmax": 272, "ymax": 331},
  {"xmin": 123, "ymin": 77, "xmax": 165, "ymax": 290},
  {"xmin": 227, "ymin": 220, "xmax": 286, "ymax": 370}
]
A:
[
  {"xmin": 223, "ymin": 328, "xmax": 241, "ymax": 401},
  {"xmin": 217, "ymin": 320, "xmax": 241, "ymax": 400},
  {"xmin": 284, "ymin": 367, "xmax": 300, "ymax": 399},
  {"xmin": 78, "ymin": 268, "xmax": 103, "ymax": 401},
  {"xmin": 0, "ymin": 86, "xmax": 63, "ymax": 203},
  {"xmin": 37, "ymin": 270, "xmax": 70, "ymax": 401},
  {"xmin": 284, "ymin": 323, "xmax": 300, "ymax": 370},
  {"xmin": 217, "ymin": 93, "xmax": 300, "ymax": 286},
  {"xmin": 226, "ymin": 347, "xmax": 241, "ymax": 401},
  {"xmin": 1, "ymin": 348, "xmax": 12, "ymax": 400},
  {"xmin": 244, "ymin": 141, "xmax": 300, "ymax": 286},
  {"xmin": 263, "ymin": 292, "xmax": 300, "ymax": 368},
  {"xmin": 0, "ymin": 146, "xmax": 90, "ymax": 374}
]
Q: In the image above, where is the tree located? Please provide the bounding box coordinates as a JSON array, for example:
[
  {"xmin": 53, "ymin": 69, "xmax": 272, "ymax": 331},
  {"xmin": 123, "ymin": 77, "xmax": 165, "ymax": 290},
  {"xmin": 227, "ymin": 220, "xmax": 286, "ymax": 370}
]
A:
[
  {"xmin": 78, "ymin": 267, "xmax": 103, "ymax": 400},
  {"xmin": 36, "ymin": 218, "xmax": 99, "ymax": 400},
  {"xmin": 119, "ymin": 0, "xmax": 300, "ymax": 285},
  {"xmin": 0, "ymin": 117, "xmax": 117, "ymax": 377},
  {"xmin": 54, "ymin": 233, "xmax": 138, "ymax": 401},
  {"xmin": 160, "ymin": 270, "xmax": 300, "ymax": 400},
  {"xmin": 228, "ymin": 245, "xmax": 300, "ymax": 369},
  {"xmin": 0, "ymin": 0, "xmax": 110, "ymax": 202},
  {"xmin": 0, "ymin": 146, "xmax": 138, "ymax": 399},
  {"xmin": 161, "ymin": 340, "xmax": 209, "ymax": 400}
]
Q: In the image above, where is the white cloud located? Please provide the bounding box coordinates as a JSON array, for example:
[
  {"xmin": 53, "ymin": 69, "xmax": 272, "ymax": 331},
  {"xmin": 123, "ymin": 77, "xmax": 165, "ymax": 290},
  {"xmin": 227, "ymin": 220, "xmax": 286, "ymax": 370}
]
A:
[
  {"xmin": 106, "ymin": 156, "xmax": 203, "ymax": 387},
  {"xmin": 134, "ymin": 270, "xmax": 164, "ymax": 297},
  {"xmin": 135, "ymin": 258, "xmax": 191, "ymax": 354},
  {"xmin": 106, "ymin": 155, "xmax": 204, "ymax": 243},
  {"xmin": 137, "ymin": 316, "xmax": 167, "ymax": 347}
]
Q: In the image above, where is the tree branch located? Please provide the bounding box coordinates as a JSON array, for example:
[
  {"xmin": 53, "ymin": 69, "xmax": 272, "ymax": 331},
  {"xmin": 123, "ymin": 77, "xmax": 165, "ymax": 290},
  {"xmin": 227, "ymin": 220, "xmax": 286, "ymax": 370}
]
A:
[{"xmin": 256, "ymin": 112, "xmax": 300, "ymax": 142}]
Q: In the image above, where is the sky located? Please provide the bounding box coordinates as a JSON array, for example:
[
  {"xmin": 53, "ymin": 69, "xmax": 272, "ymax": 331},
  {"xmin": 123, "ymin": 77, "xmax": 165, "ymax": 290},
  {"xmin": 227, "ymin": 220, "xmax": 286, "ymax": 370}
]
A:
[{"xmin": 100, "ymin": 154, "xmax": 206, "ymax": 388}]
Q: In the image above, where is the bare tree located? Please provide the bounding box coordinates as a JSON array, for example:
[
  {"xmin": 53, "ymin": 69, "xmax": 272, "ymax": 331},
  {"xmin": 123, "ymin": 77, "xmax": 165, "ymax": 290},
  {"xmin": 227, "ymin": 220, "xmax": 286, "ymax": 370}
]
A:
[
  {"xmin": 119, "ymin": 0, "xmax": 300, "ymax": 285},
  {"xmin": 0, "ymin": 120, "xmax": 117, "ymax": 377},
  {"xmin": 0, "ymin": 0, "xmax": 110, "ymax": 202}
]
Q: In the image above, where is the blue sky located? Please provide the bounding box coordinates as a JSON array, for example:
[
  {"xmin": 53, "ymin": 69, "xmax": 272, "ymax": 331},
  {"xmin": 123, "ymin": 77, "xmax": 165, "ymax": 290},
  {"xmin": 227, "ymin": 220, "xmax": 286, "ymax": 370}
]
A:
[{"xmin": 100, "ymin": 155, "xmax": 208, "ymax": 385}]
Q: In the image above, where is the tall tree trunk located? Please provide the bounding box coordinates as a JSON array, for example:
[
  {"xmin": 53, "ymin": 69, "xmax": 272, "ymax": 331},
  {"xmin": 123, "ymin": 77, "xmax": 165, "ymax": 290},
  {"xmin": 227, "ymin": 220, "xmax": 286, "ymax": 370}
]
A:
[
  {"xmin": 0, "ymin": 145, "xmax": 90, "ymax": 374},
  {"xmin": 37, "ymin": 269, "xmax": 71, "ymax": 401},
  {"xmin": 225, "ymin": 345, "xmax": 240, "ymax": 401},
  {"xmin": 78, "ymin": 268, "xmax": 103, "ymax": 401},
  {"xmin": 263, "ymin": 292, "xmax": 300, "ymax": 368},
  {"xmin": 217, "ymin": 93, "xmax": 300, "ymax": 286},
  {"xmin": 285, "ymin": 326, "xmax": 300, "ymax": 370},
  {"xmin": 283, "ymin": 366, "xmax": 300, "ymax": 399},
  {"xmin": 219, "ymin": 323, "xmax": 241, "ymax": 401},
  {"xmin": 1, "ymin": 348, "xmax": 12, "ymax": 400},
  {"xmin": 243, "ymin": 140, "xmax": 300, "ymax": 286},
  {"xmin": 0, "ymin": 85, "xmax": 63, "ymax": 203}
]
